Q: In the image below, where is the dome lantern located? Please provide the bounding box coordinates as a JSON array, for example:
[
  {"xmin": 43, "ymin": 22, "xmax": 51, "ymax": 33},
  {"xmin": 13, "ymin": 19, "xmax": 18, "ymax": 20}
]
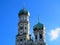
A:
[
  {"xmin": 18, "ymin": 8, "xmax": 30, "ymax": 17},
  {"xmin": 33, "ymin": 22, "xmax": 44, "ymax": 31}
]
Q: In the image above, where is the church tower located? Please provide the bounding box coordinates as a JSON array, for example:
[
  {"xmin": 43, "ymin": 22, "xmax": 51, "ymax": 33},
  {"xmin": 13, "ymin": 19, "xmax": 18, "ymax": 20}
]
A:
[
  {"xmin": 33, "ymin": 18, "xmax": 46, "ymax": 45},
  {"xmin": 16, "ymin": 8, "xmax": 30, "ymax": 45}
]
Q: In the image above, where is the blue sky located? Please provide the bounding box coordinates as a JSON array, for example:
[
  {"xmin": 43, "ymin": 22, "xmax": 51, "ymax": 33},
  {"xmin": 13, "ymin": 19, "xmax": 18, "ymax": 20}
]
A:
[{"xmin": 0, "ymin": 0, "xmax": 60, "ymax": 45}]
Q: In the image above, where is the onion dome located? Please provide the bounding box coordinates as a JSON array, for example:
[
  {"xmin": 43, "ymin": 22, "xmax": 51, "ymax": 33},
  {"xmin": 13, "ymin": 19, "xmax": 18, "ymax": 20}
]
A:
[
  {"xmin": 18, "ymin": 8, "xmax": 30, "ymax": 17},
  {"xmin": 33, "ymin": 22, "xmax": 44, "ymax": 31}
]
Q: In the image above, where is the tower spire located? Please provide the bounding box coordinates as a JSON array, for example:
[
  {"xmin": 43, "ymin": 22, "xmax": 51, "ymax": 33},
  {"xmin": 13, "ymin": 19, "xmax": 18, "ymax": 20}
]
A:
[
  {"xmin": 23, "ymin": 0, "xmax": 26, "ymax": 9},
  {"xmin": 38, "ymin": 16, "xmax": 40, "ymax": 23}
]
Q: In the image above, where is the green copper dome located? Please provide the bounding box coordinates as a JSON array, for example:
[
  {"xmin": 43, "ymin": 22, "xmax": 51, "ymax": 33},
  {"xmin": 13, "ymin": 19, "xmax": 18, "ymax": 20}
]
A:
[
  {"xmin": 18, "ymin": 8, "xmax": 30, "ymax": 16},
  {"xmin": 33, "ymin": 22, "xmax": 43, "ymax": 30}
]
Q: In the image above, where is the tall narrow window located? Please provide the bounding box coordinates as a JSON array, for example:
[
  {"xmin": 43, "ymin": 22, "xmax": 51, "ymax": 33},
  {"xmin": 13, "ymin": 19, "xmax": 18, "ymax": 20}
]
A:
[
  {"xmin": 35, "ymin": 35, "xmax": 37, "ymax": 39},
  {"xmin": 40, "ymin": 34, "xmax": 42, "ymax": 39},
  {"xmin": 25, "ymin": 27, "xmax": 27, "ymax": 29},
  {"xmin": 20, "ymin": 27, "xmax": 23, "ymax": 30}
]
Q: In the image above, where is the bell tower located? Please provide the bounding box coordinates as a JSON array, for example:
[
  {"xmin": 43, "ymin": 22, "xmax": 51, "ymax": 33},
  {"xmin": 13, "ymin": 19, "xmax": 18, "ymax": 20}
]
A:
[
  {"xmin": 16, "ymin": 8, "xmax": 30, "ymax": 45},
  {"xmin": 33, "ymin": 18, "xmax": 46, "ymax": 45}
]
